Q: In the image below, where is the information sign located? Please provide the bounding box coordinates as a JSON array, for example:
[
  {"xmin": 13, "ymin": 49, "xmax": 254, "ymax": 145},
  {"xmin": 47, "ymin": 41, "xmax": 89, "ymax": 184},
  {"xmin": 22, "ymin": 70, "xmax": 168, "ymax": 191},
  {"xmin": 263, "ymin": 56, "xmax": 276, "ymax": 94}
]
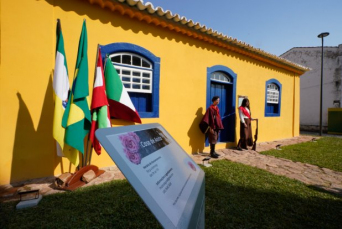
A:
[{"xmin": 96, "ymin": 123, "xmax": 205, "ymax": 229}]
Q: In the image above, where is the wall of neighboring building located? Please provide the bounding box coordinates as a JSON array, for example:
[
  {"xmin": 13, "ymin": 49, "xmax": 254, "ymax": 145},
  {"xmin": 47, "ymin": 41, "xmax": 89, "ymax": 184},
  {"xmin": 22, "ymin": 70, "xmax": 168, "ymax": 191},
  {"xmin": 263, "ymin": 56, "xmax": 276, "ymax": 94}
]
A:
[
  {"xmin": 281, "ymin": 45, "xmax": 342, "ymax": 131},
  {"xmin": 0, "ymin": 0, "xmax": 301, "ymax": 185}
]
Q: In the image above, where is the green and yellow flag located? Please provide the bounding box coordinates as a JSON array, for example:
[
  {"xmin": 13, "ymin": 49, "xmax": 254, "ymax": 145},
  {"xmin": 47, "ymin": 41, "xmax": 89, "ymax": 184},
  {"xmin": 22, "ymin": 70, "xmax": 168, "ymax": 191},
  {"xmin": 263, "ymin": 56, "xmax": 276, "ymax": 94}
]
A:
[{"xmin": 62, "ymin": 20, "xmax": 91, "ymax": 165}]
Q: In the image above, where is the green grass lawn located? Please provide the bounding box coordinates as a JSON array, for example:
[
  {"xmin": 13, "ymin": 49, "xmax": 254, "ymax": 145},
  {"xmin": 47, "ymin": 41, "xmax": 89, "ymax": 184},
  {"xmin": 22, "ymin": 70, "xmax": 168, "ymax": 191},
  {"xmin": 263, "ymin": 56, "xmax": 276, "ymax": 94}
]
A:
[
  {"xmin": 1, "ymin": 160, "xmax": 341, "ymax": 228},
  {"xmin": 260, "ymin": 137, "xmax": 342, "ymax": 172}
]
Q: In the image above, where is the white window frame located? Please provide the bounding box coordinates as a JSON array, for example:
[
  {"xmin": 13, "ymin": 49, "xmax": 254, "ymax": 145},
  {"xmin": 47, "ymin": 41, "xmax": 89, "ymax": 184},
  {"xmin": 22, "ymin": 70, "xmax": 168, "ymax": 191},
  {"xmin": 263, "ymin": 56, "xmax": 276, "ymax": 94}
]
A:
[
  {"xmin": 109, "ymin": 52, "xmax": 153, "ymax": 93},
  {"xmin": 267, "ymin": 83, "xmax": 279, "ymax": 104}
]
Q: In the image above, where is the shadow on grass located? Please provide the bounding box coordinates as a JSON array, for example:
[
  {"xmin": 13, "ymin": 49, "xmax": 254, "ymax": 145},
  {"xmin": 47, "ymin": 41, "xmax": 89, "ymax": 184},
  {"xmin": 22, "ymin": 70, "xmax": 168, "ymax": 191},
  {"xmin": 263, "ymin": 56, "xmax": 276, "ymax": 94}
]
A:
[
  {"xmin": 1, "ymin": 160, "xmax": 342, "ymax": 229},
  {"xmin": 308, "ymin": 185, "xmax": 342, "ymax": 198},
  {"xmin": 204, "ymin": 161, "xmax": 342, "ymax": 229},
  {"xmin": 0, "ymin": 180, "xmax": 161, "ymax": 229}
]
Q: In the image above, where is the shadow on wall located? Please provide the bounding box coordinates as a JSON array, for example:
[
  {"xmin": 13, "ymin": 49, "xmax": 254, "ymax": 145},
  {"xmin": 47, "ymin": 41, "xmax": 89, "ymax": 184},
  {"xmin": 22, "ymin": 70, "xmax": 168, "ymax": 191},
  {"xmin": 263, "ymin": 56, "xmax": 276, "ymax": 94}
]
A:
[
  {"xmin": 10, "ymin": 76, "xmax": 65, "ymax": 184},
  {"xmin": 187, "ymin": 107, "xmax": 205, "ymax": 154}
]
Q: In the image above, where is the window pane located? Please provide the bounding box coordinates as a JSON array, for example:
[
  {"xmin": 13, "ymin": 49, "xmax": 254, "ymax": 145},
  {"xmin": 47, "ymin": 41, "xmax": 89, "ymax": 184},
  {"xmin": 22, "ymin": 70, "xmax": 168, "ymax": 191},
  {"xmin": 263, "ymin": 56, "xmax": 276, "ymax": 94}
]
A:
[
  {"xmin": 122, "ymin": 77, "xmax": 130, "ymax": 82},
  {"xmin": 115, "ymin": 68, "xmax": 120, "ymax": 74},
  {"xmin": 132, "ymin": 56, "xmax": 141, "ymax": 66},
  {"xmin": 268, "ymin": 83, "xmax": 279, "ymax": 90},
  {"xmin": 122, "ymin": 55, "xmax": 131, "ymax": 65},
  {"xmin": 132, "ymin": 84, "xmax": 141, "ymax": 89},
  {"xmin": 142, "ymin": 73, "xmax": 150, "ymax": 78},
  {"xmin": 142, "ymin": 85, "xmax": 150, "ymax": 90},
  {"xmin": 210, "ymin": 72, "xmax": 230, "ymax": 82},
  {"xmin": 111, "ymin": 55, "xmax": 121, "ymax": 63},
  {"xmin": 133, "ymin": 71, "xmax": 140, "ymax": 77},
  {"xmin": 142, "ymin": 60, "xmax": 151, "ymax": 68},
  {"xmin": 142, "ymin": 79, "xmax": 150, "ymax": 84},
  {"xmin": 267, "ymin": 88, "xmax": 279, "ymax": 104},
  {"xmin": 132, "ymin": 78, "xmax": 140, "ymax": 83},
  {"xmin": 122, "ymin": 70, "xmax": 130, "ymax": 75},
  {"xmin": 124, "ymin": 83, "xmax": 131, "ymax": 88}
]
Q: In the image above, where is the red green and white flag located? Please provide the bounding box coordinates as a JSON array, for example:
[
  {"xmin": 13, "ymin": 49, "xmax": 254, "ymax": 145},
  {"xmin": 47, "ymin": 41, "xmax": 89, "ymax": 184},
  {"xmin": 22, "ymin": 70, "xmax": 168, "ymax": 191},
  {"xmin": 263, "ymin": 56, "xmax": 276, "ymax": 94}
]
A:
[
  {"xmin": 104, "ymin": 57, "xmax": 141, "ymax": 123},
  {"xmin": 89, "ymin": 48, "xmax": 111, "ymax": 155}
]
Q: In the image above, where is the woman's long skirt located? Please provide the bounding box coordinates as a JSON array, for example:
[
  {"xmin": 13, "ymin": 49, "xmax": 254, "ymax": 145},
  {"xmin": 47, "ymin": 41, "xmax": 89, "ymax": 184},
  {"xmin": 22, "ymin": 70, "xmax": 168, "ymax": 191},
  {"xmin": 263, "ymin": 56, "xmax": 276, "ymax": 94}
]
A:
[{"xmin": 238, "ymin": 118, "xmax": 253, "ymax": 149}]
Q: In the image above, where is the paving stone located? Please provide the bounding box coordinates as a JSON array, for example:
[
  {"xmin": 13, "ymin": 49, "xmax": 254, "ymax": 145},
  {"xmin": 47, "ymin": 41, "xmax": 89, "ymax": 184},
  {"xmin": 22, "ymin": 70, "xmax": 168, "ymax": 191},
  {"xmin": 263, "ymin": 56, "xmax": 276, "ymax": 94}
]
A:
[
  {"xmin": 266, "ymin": 163, "xmax": 278, "ymax": 168},
  {"xmin": 302, "ymin": 172, "xmax": 325, "ymax": 185},
  {"xmin": 304, "ymin": 163, "xmax": 320, "ymax": 169},
  {"xmin": 285, "ymin": 167, "xmax": 303, "ymax": 174},
  {"xmin": 0, "ymin": 187, "xmax": 19, "ymax": 198},
  {"xmin": 320, "ymin": 176, "xmax": 340, "ymax": 184},
  {"xmin": 271, "ymin": 168, "xmax": 291, "ymax": 176}
]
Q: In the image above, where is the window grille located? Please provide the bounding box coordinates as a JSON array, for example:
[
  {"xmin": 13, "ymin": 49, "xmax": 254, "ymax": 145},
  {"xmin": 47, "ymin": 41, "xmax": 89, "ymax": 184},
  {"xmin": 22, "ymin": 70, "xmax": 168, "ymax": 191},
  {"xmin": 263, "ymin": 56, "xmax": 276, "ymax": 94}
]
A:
[
  {"xmin": 267, "ymin": 83, "xmax": 279, "ymax": 104},
  {"xmin": 109, "ymin": 53, "xmax": 153, "ymax": 93},
  {"xmin": 210, "ymin": 72, "xmax": 231, "ymax": 83}
]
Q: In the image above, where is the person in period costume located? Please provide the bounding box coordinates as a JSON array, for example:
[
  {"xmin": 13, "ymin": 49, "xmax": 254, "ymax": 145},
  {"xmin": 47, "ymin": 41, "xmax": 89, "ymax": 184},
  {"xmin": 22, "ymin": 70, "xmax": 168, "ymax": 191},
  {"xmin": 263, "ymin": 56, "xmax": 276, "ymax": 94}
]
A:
[
  {"xmin": 237, "ymin": 98, "xmax": 255, "ymax": 150},
  {"xmin": 199, "ymin": 96, "xmax": 224, "ymax": 158}
]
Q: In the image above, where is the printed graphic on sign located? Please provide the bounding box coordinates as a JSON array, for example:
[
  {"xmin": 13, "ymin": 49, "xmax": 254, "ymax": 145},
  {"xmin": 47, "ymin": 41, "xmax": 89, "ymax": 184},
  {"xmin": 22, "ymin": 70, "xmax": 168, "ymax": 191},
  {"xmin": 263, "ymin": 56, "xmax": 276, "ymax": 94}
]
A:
[{"xmin": 118, "ymin": 128, "xmax": 170, "ymax": 165}]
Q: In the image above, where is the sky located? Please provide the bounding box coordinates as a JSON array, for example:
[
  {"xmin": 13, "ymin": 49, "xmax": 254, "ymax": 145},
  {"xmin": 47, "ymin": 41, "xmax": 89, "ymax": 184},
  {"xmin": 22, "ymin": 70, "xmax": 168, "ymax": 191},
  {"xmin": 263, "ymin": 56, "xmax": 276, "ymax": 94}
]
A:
[{"xmin": 143, "ymin": 0, "xmax": 342, "ymax": 56}]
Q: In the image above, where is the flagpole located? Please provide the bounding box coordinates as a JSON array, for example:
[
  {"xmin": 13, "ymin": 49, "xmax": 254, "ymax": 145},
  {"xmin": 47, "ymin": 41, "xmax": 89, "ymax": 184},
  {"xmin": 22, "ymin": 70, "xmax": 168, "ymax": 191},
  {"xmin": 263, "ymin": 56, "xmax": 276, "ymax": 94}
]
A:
[
  {"xmin": 85, "ymin": 44, "xmax": 101, "ymax": 166},
  {"xmin": 84, "ymin": 135, "xmax": 91, "ymax": 166},
  {"xmin": 56, "ymin": 19, "xmax": 61, "ymax": 53},
  {"xmin": 88, "ymin": 143, "xmax": 93, "ymax": 165}
]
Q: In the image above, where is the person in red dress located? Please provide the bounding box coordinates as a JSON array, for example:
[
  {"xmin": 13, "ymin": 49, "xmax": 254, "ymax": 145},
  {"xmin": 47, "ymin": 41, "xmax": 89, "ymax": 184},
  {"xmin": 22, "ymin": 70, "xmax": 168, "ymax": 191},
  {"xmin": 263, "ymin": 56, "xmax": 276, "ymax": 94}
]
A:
[
  {"xmin": 199, "ymin": 96, "xmax": 224, "ymax": 158},
  {"xmin": 237, "ymin": 98, "xmax": 256, "ymax": 150}
]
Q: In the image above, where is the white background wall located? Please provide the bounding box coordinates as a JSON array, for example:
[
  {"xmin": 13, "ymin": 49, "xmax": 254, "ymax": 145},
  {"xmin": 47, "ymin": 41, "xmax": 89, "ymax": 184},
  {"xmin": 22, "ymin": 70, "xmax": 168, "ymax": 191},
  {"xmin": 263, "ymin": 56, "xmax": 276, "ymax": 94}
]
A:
[{"xmin": 281, "ymin": 45, "xmax": 342, "ymax": 127}]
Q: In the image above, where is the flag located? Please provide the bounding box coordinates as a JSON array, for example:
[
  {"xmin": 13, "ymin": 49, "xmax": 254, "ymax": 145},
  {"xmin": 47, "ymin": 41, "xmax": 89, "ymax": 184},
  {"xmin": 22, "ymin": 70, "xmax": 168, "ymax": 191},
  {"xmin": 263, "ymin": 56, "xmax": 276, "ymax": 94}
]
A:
[
  {"xmin": 62, "ymin": 20, "xmax": 91, "ymax": 165},
  {"xmin": 104, "ymin": 57, "xmax": 142, "ymax": 123},
  {"xmin": 53, "ymin": 19, "xmax": 69, "ymax": 157},
  {"xmin": 89, "ymin": 48, "xmax": 111, "ymax": 155}
]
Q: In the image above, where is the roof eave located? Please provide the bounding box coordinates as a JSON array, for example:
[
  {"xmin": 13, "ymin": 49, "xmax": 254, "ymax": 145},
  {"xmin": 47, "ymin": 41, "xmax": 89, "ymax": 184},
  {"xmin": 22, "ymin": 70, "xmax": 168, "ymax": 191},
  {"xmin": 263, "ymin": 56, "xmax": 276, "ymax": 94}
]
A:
[{"xmin": 86, "ymin": 0, "xmax": 309, "ymax": 74}]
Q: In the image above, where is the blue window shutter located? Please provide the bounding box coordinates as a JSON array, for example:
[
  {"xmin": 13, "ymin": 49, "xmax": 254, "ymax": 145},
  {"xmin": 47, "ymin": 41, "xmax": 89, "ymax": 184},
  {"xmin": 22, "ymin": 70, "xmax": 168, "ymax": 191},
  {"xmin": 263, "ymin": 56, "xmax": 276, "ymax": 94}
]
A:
[{"xmin": 265, "ymin": 79, "xmax": 282, "ymax": 117}]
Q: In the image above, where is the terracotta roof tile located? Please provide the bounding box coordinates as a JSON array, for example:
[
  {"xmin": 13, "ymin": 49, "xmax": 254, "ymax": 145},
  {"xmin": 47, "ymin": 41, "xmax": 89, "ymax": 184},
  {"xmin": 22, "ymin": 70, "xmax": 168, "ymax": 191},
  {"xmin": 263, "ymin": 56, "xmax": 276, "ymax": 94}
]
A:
[{"xmin": 87, "ymin": 0, "xmax": 309, "ymax": 73}]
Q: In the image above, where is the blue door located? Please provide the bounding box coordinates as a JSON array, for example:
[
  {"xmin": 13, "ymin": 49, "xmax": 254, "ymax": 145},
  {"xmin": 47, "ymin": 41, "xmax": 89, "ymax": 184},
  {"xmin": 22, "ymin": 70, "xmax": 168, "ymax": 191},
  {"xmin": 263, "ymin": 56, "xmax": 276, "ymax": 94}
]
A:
[
  {"xmin": 210, "ymin": 82, "xmax": 234, "ymax": 142},
  {"xmin": 206, "ymin": 66, "xmax": 237, "ymax": 146}
]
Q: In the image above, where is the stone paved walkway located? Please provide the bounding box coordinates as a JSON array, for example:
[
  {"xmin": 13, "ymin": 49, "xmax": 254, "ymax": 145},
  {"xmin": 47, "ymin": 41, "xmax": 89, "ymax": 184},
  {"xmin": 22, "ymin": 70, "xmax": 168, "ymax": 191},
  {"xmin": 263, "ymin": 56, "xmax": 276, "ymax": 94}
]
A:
[
  {"xmin": 1, "ymin": 135, "xmax": 341, "ymax": 203},
  {"xmin": 192, "ymin": 135, "xmax": 342, "ymax": 196}
]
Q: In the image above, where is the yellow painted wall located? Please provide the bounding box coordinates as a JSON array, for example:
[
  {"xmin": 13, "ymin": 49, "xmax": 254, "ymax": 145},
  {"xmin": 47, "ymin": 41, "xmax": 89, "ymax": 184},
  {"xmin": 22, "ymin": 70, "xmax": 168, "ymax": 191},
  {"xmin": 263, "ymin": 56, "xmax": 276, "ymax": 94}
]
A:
[{"xmin": 0, "ymin": 0, "xmax": 301, "ymax": 185}]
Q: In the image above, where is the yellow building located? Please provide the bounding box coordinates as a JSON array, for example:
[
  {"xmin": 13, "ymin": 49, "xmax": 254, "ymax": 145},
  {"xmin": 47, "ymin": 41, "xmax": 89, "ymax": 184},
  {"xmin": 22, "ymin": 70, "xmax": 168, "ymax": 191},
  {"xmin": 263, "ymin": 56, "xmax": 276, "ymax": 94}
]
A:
[{"xmin": 0, "ymin": 0, "xmax": 308, "ymax": 185}]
